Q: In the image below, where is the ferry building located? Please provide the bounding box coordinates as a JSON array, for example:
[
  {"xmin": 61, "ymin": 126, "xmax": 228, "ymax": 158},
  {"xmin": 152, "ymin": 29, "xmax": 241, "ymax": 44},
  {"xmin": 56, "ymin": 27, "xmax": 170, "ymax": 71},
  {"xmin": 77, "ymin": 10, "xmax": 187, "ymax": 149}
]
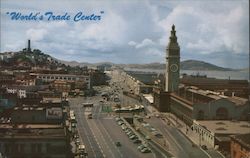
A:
[{"xmin": 154, "ymin": 25, "xmax": 250, "ymax": 125}]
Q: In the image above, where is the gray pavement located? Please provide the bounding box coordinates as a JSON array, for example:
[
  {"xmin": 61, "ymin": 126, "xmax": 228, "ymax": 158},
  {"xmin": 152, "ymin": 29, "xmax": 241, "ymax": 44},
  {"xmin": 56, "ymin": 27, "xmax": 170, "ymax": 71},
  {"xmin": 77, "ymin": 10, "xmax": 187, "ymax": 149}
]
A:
[
  {"xmin": 70, "ymin": 70, "xmax": 225, "ymax": 158},
  {"xmin": 70, "ymin": 98, "xmax": 104, "ymax": 158},
  {"xmin": 69, "ymin": 94, "xmax": 154, "ymax": 158},
  {"xmin": 161, "ymin": 113, "xmax": 225, "ymax": 158}
]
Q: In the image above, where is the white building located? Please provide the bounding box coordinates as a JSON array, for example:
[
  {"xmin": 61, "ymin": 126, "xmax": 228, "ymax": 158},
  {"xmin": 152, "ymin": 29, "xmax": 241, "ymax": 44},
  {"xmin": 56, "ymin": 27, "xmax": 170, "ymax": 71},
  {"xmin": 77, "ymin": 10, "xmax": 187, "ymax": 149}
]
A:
[
  {"xmin": 30, "ymin": 73, "xmax": 91, "ymax": 89},
  {"xmin": 6, "ymin": 88, "xmax": 27, "ymax": 98},
  {"xmin": 192, "ymin": 120, "xmax": 250, "ymax": 148}
]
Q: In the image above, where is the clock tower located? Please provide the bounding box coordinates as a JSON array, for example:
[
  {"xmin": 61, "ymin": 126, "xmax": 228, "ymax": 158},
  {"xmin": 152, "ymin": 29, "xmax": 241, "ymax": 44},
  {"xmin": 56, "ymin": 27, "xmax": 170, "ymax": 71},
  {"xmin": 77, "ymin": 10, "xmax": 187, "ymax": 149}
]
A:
[{"xmin": 165, "ymin": 24, "xmax": 180, "ymax": 92}]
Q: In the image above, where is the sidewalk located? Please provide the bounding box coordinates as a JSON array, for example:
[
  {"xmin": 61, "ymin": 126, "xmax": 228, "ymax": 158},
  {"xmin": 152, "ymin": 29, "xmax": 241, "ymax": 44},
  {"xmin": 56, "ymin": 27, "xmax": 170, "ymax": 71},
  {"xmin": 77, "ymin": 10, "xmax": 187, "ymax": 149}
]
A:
[
  {"xmin": 161, "ymin": 112, "xmax": 225, "ymax": 158},
  {"xmin": 145, "ymin": 104, "xmax": 210, "ymax": 147},
  {"xmin": 162, "ymin": 113, "xmax": 212, "ymax": 147}
]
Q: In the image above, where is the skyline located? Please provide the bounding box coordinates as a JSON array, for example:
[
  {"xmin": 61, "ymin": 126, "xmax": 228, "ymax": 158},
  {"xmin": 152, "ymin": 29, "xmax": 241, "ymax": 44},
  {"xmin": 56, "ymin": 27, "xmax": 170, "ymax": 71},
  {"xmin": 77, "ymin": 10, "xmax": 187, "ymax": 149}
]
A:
[{"xmin": 0, "ymin": 0, "xmax": 249, "ymax": 69}]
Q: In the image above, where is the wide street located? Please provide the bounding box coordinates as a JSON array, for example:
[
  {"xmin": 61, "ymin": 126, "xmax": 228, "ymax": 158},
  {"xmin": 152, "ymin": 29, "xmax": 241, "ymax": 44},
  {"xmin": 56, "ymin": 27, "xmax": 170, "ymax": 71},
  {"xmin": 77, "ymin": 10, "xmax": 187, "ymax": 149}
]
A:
[
  {"xmin": 109, "ymin": 71, "xmax": 213, "ymax": 158},
  {"xmin": 117, "ymin": 91, "xmax": 210, "ymax": 158},
  {"xmin": 69, "ymin": 95, "xmax": 154, "ymax": 158},
  {"xmin": 68, "ymin": 70, "xmax": 223, "ymax": 158}
]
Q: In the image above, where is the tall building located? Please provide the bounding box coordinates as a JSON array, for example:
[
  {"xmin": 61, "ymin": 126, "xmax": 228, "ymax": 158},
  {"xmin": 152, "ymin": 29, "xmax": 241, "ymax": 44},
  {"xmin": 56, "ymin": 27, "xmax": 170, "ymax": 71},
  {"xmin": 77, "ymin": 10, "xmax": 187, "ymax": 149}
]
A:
[
  {"xmin": 165, "ymin": 24, "xmax": 180, "ymax": 92},
  {"xmin": 153, "ymin": 25, "xmax": 181, "ymax": 112},
  {"xmin": 27, "ymin": 39, "xmax": 31, "ymax": 52}
]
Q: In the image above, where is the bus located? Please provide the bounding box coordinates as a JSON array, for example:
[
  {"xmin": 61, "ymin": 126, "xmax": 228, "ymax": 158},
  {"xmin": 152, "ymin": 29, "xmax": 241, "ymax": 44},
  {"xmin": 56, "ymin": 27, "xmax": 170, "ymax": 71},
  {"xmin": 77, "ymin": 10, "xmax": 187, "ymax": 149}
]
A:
[{"xmin": 82, "ymin": 103, "xmax": 93, "ymax": 108}]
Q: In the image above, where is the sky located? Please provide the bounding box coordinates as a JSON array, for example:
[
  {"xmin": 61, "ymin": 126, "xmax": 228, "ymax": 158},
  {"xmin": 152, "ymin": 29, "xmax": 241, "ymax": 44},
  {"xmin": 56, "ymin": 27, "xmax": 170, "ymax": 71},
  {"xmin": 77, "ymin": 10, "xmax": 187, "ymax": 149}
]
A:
[{"xmin": 0, "ymin": 0, "xmax": 249, "ymax": 68}]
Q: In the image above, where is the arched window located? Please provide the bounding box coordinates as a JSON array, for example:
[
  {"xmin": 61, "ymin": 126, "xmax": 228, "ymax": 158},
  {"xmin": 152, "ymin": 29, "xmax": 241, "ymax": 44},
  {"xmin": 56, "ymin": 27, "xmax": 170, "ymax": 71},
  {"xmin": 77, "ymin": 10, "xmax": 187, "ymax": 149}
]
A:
[
  {"xmin": 216, "ymin": 107, "xmax": 228, "ymax": 120},
  {"xmin": 197, "ymin": 110, "xmax": 205, "ymax": 120}
]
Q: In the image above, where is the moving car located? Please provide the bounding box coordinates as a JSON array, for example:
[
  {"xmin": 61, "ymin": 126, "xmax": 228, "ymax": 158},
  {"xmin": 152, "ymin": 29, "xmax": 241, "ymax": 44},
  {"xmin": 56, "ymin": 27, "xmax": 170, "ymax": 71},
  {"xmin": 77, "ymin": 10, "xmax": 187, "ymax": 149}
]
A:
[
  {"xmin": 115, "ymin": 141, "xmax": 121, "ymax": 147},
  {"xmin": 87, "ymin": 113, "xmax": 92, "ymax": 119},
  {"xmin": 201, "ymin": 145, "xmax": 208, "ymax": 150}
]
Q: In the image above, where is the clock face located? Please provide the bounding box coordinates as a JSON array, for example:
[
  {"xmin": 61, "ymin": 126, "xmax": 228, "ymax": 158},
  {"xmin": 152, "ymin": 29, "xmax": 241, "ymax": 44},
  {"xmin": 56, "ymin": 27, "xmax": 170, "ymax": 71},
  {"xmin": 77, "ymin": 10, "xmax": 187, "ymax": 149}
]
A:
[{"xmin": 170, "ymin": 64, "xmax": 178, "ymax": 72}]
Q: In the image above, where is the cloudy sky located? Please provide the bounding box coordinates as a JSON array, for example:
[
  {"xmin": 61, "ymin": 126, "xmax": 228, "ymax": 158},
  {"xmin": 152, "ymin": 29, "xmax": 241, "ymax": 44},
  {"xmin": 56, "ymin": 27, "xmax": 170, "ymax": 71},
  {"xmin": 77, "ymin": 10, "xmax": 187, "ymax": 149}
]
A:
[{"xmin": 0, "ymin": 0, "xmax": 249, "ymax": 68}]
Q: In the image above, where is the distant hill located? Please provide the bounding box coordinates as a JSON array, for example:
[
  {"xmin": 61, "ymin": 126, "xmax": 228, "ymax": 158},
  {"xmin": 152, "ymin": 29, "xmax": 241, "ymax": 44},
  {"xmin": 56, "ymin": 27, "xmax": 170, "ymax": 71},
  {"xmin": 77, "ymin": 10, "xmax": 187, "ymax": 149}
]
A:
[
  {"xmin": 120, "ymin": 60, "xmax": 233, "ymax": 71},
  {"xmin": 180, "ymin": 60, "xmax": 233, "ymax": 71},
  {"xmin": 117, "ymin": 62, "xmax": 165, "ymax": 69},
  {"xmin": 44, "ymin": 59, "xmax": 235, "ymax": 71},
  {"xmin": 238, "ymin": 67, "xmax": 250, "ymax": 72},
  {"xmin": 0, "ymin": 50, "xmax": 64, "ymax": 69},
  {"xmin": 1, "ymin": 50, "xmax": 235, "ymax": 71},
  {"xmin": 60, "ymin": 60, "xmax": 114, "ymax": 68}
]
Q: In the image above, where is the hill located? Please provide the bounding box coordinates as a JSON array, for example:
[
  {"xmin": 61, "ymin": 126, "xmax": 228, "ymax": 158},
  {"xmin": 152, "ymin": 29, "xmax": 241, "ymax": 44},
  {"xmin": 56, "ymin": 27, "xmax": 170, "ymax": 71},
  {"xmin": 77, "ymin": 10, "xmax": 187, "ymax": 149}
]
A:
[
  {"xmin": 1, "ymin": 50, "xmax": 234, "ymax": 71},
  {"xmin": 0, "ymin": 49, "xmax": 64, "ymax": 69},
  {"xmin": 180, "ymin": 60, "xmax": 233, "ymax": 71},
  {"xmin": 120, "ymin": 60, "xmax": 233, "ymax": 71}
]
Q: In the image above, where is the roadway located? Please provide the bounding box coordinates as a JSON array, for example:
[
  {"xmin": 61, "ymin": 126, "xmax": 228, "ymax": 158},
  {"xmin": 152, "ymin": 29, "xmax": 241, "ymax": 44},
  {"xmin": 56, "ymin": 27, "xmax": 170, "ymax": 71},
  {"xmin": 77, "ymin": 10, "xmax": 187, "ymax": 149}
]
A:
[
  {"xmin": 109, "ymin": 71, "xmax": 212, "ymax": 158},
  {"xmin": 70, "ymin": 70, "xmax": 216, "ymax": 158},
  {"xmin": 147, "ymin": 117, "xmax": 209, "ymax": 158},
  {"xmin": 69, "ymin": 94, "xmax": 154, "ymax": 158}
]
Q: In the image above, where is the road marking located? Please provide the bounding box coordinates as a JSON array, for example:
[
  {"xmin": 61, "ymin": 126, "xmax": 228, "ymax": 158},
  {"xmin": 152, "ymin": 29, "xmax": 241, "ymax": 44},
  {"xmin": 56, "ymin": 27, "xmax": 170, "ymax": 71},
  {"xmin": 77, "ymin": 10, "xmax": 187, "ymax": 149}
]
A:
[
  {"xmin": 83, "ymin": 112, "xmax": 106, "ymax": 158},
  {"xmin": 200, "ymin": 147, "xmax": 211, "ymax": 158},
  {"xmin": 94, "ymin": 105, "xmax": 116, "ymax": 158},
  {"xmin": 217, "ymin": 150, "xmax": 226, "ymax": 158},
  {"xmin": 73, "ymin": 105, "xmax": 106, "ymax": 158},
  {"xmin": 163, "ymin": 127, "xmax": 184, "ymax": 151},
  {"xmin": 74, "ymin": 109, "xmax": 97, "ymax": 158},
  {"xmin": 149, "ymin": 141, "xmax": 168, "ymax": 158},
  {"xmin": 102, "ymin": 117, "xmax": 113, "ymax": 120},
  {"xmin": 97, "ymin": 119, "xmax": 124, "ymax": 158},
  {"xmin": 159, "ymin": 119, "xmax": 185, "ymax": 151},
  {"xmin": 176, "ymin": 129, "xmax": 194, "ymax": 146},
  {"xmin": 90, "ymin": 118, "xmax": 115, "ymax": 158}
]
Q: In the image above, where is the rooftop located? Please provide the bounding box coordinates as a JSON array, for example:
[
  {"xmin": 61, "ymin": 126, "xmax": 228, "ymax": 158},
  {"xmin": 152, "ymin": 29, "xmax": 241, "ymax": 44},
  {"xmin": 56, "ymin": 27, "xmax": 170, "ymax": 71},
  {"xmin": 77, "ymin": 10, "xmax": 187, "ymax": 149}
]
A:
[
  {"xmin": 178, "ymin": 85, "xmax": 249, "ymax": 106},
  {"xmin": 0, "ymin": 124, "xmax": 66, "ymax": 139},
  {"xmin": 231, "ymin": 133, "xmax": 250, "ymax": 150},
  {"xmin": 14, "ymin": 106, "xmax": 44, "ymax": 111},
  {"xmin": 227, "ymin": 96, "xmax": 248, "ymax": 106},
  {"xmin": 41, "ymin": 98, "xmax": 63, "ymax": 103},
  {"xmin": 143, "ymin": 94, "xmax": 154, "ymax": 104},
  {"xmin": 30, "ymin": 73, "xmax": 89, "ymax": 77},
  {"xmin": 194, "ymin": 120, "xmax": 250, "ymax": 135}
]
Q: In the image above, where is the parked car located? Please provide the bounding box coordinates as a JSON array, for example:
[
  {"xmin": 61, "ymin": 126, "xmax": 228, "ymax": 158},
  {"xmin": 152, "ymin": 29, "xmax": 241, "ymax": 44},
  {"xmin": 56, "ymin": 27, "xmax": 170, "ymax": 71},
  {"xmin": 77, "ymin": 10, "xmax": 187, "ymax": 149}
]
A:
[
  {"xmin": 141, "ymin": 147, "xmax": 151, "ymax": 153},
  {"xmin": 115, "ymin": 117, "xmax": 122, "ymax": 122},
  {"xmin": 76, "ymin": 139, "xmax": 80, "ymax": 145},
  {"xmin": 118, "ymin": 121, "xmax": 124, "ymax": 125},
  {"xmin": 121, "ymin": 125, "xmax": 127, "ymax": 130},
  {"xmin": 125, "ymin": 128, "xmax": 131, "ymax": 132},
  {"xmin": 137, "ymin": 144, "xmax": 145, "ymax": 150},
  {"xmin": 129, "ymin": 135, "xmax": 137, "ymax": 140},
  {"xmin": 133, "ymin": 139, "xmax": 142, "ymax": 144},
  {"xmin": 127, "ymin": 132, "xmax": 134, "ymax": 136}
]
